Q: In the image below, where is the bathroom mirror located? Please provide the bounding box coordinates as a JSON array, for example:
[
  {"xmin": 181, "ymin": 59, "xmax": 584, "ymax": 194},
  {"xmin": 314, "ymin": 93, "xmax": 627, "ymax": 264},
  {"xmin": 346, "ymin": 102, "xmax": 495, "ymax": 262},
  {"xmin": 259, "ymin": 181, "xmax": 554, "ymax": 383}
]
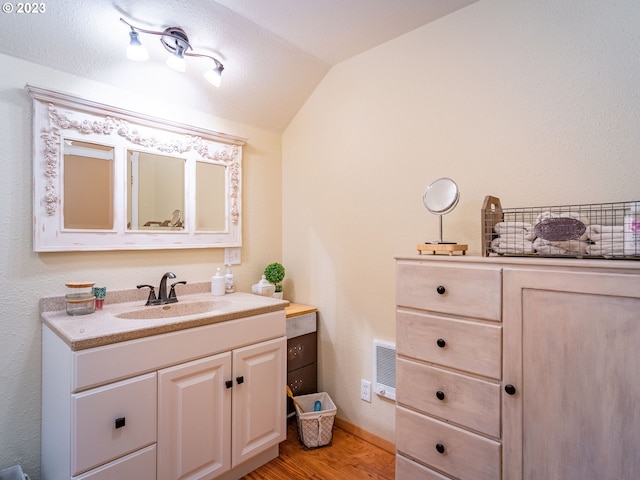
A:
[
  {"xmin": 423, "ymin": 177, "xmax": 460, "ymax": 244},
  {"xmin": 28, "ymin": 85, "xmax": 245, "ymax": 251}
]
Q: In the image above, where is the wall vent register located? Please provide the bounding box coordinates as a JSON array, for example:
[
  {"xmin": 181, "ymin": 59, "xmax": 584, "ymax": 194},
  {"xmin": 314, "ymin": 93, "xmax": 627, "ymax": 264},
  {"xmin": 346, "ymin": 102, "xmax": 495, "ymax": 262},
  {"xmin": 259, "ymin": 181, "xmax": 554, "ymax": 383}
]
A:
[{"xmin": 373, "ymin": 339, "xmax": 396, "ymax": 401}]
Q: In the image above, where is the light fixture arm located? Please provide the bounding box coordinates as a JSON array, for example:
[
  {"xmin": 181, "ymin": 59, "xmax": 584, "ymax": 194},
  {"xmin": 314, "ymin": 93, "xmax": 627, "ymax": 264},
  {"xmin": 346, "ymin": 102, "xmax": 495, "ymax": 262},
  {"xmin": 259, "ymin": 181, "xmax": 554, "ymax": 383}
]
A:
[
  {"xmin": 185, "ymin": 52, "xmax": 224, "ymax": 71},
  {"xmin": 120, "ymin": 17, "xmax": 225, "ymax": 86},
  {"xmin": 120, "ymin": 18, "xmax": 193, "ymax": 54}
]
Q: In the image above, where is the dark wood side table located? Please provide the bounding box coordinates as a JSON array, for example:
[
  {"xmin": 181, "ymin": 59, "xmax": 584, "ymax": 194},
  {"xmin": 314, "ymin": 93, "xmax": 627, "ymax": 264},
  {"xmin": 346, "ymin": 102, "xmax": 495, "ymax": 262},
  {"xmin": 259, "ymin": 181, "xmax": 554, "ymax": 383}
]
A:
[{"xmin": 285, "ymin": 304, "xmax": 318, "ymax": 417}]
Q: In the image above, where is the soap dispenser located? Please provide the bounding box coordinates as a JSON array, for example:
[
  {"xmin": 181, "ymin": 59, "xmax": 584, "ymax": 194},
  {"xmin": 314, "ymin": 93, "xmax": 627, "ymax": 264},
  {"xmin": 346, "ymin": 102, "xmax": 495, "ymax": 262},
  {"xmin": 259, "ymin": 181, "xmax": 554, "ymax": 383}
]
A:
[
  {"xmin": 211, "ymin": 267, "xmax": 226, "ymax": 296},
  {"xmin": 224, "ymin": 264, "xmax": 235, "ymax": 293}
]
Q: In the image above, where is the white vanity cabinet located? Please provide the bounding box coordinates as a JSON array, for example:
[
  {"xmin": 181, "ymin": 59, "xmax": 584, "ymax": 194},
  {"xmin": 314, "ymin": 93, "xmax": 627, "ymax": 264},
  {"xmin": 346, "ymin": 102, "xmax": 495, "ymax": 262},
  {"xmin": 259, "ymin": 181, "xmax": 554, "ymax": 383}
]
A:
[
  {"xmin": 395, "ymin": 256, "xmax": 640, "ymax": 480},
  {"xmin": 42, "ymin": 310, "xmax": 286, "ymax": 480},
  {"xmin": 157, "ymin": 336, "xmax": 286, "ymax": 480}
]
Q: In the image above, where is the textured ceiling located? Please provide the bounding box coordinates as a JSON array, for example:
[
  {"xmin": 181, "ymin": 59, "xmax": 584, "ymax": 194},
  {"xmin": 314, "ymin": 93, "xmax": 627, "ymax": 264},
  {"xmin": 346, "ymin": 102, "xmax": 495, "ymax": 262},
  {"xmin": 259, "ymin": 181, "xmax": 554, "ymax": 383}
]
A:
[{"xmin": 0, "ymin": 0, "xmax": 478, "ymax": 132}]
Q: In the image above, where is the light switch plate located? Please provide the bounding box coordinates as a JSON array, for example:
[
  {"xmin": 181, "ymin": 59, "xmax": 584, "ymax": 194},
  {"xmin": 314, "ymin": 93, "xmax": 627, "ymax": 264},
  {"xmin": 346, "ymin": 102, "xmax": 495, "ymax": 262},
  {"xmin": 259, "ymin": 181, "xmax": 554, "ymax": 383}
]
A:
[{"xmin": 224, "ymin": 247, "xmax": 241, "ymax": 265}]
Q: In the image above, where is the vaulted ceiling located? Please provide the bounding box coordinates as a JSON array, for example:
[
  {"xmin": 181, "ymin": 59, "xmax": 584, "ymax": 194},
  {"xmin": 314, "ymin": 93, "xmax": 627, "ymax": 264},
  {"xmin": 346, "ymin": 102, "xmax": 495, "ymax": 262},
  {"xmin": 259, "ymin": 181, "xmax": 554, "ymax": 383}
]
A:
[{"xmin": 0, "ymin": 0, "xmax": 478, "ymax": 132}]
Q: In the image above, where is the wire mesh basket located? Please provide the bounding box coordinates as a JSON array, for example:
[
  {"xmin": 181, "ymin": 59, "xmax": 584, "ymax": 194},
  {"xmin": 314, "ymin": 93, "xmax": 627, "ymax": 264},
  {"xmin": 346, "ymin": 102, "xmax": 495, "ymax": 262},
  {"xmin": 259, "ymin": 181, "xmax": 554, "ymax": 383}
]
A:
[{"xmin": 482, "ymin": 196, "xmax": 640, "ymax": 259}]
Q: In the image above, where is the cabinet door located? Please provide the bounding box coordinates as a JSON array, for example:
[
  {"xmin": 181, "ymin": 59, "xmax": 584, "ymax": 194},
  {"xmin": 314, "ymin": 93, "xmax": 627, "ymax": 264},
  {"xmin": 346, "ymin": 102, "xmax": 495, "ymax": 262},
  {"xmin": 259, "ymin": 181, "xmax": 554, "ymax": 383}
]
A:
[
  {"xmin": 157, "ymin": 352, "xmax": 232, "ymax": 480},
  {"xmin": 503, "ymin": 269, "xmax": 640, "ymax": 480},
  {"xmin": 232, "ymin": 336, "xmax": 287, "ymax": 466}
]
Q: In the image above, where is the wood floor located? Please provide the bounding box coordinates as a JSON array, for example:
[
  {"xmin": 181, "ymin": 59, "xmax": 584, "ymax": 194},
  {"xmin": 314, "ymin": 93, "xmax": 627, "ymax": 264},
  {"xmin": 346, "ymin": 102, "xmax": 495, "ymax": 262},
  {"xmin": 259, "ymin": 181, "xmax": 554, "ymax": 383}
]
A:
[{"xmin": 242, "ymin": 419, "xmax": 396, "ymax": 480}]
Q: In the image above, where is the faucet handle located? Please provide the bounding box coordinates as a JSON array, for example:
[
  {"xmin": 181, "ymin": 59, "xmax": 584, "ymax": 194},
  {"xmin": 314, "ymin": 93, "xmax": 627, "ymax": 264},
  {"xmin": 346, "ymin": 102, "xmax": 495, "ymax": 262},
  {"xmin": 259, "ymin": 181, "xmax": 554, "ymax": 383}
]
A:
[
  {"xmin": 137, "ymin": 284, "xmax": 157, "ymax": 305},
  {"xmin": 168, "ymin": 281, "xmax": 187, "ymax": 303}
]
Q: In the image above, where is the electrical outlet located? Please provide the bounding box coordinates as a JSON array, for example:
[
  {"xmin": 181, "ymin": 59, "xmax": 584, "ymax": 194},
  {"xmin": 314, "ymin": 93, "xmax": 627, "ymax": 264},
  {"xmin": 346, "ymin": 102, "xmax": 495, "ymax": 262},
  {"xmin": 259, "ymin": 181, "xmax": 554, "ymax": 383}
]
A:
[
  {"xmin": 224, "ymin": 247, "xmax": 241, "ymax": 265},
  {"xmin": 360, "ymin": 379, "xmax": 372, "ymax": 403}
]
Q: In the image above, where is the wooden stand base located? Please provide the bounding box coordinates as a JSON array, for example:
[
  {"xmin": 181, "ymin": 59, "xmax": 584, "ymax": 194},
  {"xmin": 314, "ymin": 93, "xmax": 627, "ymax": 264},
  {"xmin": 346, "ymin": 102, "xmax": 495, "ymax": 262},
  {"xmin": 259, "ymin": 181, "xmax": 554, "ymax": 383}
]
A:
[{"xmin": 417, "ymin": 243, "xmax": 468, "ymax": 256}]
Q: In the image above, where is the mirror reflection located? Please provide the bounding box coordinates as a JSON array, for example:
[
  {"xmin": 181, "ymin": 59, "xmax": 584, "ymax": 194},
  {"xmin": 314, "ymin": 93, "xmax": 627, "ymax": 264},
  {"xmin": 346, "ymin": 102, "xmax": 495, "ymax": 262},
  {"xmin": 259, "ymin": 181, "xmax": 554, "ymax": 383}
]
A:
[
  {"xmin": 127, "ymin": 151, "xmax": 185, "ymax": 230},
  {"xmin": 196, "ymin": 161, "xmax": 226, "ymax": 231},
  {"xmin": 63, "ymin": 140, "xmax": 114, "ymax": 230}
]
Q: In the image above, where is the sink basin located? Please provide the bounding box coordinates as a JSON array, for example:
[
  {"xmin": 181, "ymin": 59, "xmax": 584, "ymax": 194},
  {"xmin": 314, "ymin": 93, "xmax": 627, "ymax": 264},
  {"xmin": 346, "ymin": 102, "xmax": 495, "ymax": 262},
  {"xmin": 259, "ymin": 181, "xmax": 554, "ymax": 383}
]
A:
[{"xmin": 115, "ymin": 300, "xmax": 223, "ymax": 320}]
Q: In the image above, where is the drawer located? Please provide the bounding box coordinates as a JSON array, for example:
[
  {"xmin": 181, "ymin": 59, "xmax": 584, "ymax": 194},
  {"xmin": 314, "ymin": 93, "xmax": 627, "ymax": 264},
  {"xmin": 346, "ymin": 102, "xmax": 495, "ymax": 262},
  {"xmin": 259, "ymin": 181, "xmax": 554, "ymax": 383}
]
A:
[
  {"xmin": 397, "ymin": 358, "xmax": 500, "ymax": 438},
  {"xmin": 286, "ymin": 312, "xmax": 317, "ymax": 338},
  {"xmin": 72, "ymin": 373, "xmax": 157, "ymax": 475},
  {"xmin": 287, "ymin": 362, "xmax": 317, "ymax": 396},
  {"xmin": 287, "ymin": 332, "xmax": 317, "ymax": 371},
  {"xmin": 397, "ymin": 262, "xmax": 501, "ymax": 321},
  {"xmin": 396, "ymin": 406, "xmax": 501, "ymax": 480},
  {"xmin": 397, "ymin": 310, "xmax": 501, "ymax": 379},
  {"xmin": 74, "ymin": 444, "xmax": 156, "ymax": 480},
  {"xmin": 396, "ymin": 454, "xmax": 451, "ymax": 480}
]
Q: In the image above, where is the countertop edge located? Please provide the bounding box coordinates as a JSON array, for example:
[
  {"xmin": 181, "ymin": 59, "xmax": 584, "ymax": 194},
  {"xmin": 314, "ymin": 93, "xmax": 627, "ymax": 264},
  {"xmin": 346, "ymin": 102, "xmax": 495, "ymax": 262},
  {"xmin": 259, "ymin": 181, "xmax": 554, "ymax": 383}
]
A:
[{"xmin": 42, "ymin": 287, "xmax": 289, "ymax": 351}]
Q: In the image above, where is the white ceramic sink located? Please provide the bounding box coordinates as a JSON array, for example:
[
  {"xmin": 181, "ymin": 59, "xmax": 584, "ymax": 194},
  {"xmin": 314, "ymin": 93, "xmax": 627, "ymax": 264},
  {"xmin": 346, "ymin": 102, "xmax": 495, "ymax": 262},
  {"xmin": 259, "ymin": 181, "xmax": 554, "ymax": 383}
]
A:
[{"xmin": 115, "ymin": 300, "xmax": 224, "ymax": 320}]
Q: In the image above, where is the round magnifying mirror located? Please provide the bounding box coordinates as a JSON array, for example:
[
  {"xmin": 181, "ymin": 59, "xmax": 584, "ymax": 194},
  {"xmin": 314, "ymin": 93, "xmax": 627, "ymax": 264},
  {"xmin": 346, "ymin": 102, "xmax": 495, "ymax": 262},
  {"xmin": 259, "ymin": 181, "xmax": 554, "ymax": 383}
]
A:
[
  {"xmin": 423, "ymin": 178, "xmax": 460, "ymax": 244},
  {"xmin": 423, "ymin": 177, "xmax": 459, "ymax": 214}
]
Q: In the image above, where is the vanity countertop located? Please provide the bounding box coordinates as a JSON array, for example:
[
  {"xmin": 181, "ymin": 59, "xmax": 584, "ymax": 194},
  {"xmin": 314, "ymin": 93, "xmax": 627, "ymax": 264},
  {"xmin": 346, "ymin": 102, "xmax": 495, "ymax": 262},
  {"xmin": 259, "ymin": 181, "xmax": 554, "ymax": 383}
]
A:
[{"xmin": 41, "ymin": 291, "xmax": 289, "ymax": 351}]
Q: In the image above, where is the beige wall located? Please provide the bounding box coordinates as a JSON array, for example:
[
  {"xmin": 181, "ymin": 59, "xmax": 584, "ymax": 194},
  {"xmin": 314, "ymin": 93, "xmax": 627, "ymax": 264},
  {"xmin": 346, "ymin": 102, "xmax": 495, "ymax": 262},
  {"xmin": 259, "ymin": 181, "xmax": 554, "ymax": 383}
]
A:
[
  {"xmin": 282, "ymin": 0, "xmax": 640, "ymax": 444},
  {"xmin": 0, "ymin": 54, "xmax": 282, "ymax": 477}
]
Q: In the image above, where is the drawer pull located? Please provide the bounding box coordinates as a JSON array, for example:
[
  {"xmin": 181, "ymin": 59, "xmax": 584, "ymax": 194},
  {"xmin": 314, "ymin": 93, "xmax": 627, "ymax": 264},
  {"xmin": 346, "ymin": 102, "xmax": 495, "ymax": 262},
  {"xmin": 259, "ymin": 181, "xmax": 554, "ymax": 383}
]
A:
[
  {"xmin": 236, "ymin": 376, "xmax": 244, "ymax": 385},
  {"xmin": 225, "ymin": 380, "xmax": 233, "ymax": 389},
  {"xmin": 436, "ymin": 285, "xmax": 446, "ymax": 295},
  {"xmin": 436, "ymin": 390, "xmax": 446, "ymax": 401},
  {"xmin": 114, "ymin": 417, "xmax": 126, "ymax": 429},
  {"xmin": 436, "ymin": 338, "xmax": 446, "ymax": 348},
  {"xmin": 505, "ymin": 384, "xmax": 517, "ymax": 395},
  {"xmin": 435, "ymin": 443, "xmax": 446, "ymax": 454}
]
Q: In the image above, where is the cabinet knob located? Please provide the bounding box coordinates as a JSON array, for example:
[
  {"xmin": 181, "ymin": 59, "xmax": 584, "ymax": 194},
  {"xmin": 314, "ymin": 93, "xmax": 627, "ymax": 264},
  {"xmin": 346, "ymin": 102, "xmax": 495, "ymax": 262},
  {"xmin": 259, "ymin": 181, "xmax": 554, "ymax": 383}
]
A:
[
  {"xmin": 115, "ymin": 417, "xmax": 126, "ymax": 429},
  {"xmin": 505, "ymin": 384, "xmax": 517, "ymax": 395},
  {"xmin": 236, "ymin": 376, "xmax": 244, "ymax": 385},
  {"xmin": 436, "ymin": 390, "xmax": 446, "ymax": 401},
  {"xmin": 436, "ymin": 338, "xmax": 446, "ymax": 348},
  {"xmin": 225, "ymin": 380, "xmax": 233, "ymax": 389},
  {"xmin": 436, "ymin": 285, "xmax": 446, "ymax": 295},
  {"xmin": 435, "ymin": 443, "xmax": 446, "ymax": 454}
]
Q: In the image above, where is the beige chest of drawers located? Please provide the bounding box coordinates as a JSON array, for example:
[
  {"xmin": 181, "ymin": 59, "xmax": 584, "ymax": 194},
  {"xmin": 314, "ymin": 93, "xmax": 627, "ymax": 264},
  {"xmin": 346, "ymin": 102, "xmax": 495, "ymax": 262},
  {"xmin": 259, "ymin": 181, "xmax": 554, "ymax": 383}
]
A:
[{"xmin": 395, "ymin": 256, "xmax": 640, "ymax": 480}]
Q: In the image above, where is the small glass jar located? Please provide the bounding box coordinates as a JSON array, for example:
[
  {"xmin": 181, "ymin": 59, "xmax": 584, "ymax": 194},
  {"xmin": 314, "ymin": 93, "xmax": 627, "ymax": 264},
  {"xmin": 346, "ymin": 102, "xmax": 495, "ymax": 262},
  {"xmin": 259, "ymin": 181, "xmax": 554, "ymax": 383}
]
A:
[{"xmin": 65, "ymin": 282, "xmax": 96, "ymax": 315}]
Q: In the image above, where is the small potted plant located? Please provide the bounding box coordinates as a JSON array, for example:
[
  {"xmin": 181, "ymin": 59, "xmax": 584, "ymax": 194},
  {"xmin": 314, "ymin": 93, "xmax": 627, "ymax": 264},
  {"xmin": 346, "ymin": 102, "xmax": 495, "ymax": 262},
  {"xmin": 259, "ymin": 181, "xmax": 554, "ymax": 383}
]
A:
[{"xmin": 263, "ymin": 262, "xmax": 285, "ymax": 299}]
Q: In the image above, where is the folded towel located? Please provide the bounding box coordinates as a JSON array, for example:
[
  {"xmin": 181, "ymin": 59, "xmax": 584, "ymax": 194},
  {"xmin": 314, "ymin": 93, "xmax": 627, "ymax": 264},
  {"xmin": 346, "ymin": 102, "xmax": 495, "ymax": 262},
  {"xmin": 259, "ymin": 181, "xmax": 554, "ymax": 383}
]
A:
[
  {"xmin": 586, "ymin": 242, "xmax": 625, "ymax": 256},
  {"xmin": 587, "ymin": 225, "xmax": 624, "ymax": 234},
  {"xmin": 585, "ymin": 225, "xmax": 625, "ymax": 242},
  {"xmin": 587, "ymin": 232, "xmax": 624, "ymax": 242},
  {"xmin": 494, "ymin": 222, "xmax": 536, "ymax": 241},
  {"xmin": 491, "ymin": 236, "xmax": 534, "ymax": 254},
  {"xmin": 534, "ymin": 244, "xmax": 567, "ymax": 255},
  {"xmin": 533, "ymin": 237, "xmax": 590, "ymax": 255}
]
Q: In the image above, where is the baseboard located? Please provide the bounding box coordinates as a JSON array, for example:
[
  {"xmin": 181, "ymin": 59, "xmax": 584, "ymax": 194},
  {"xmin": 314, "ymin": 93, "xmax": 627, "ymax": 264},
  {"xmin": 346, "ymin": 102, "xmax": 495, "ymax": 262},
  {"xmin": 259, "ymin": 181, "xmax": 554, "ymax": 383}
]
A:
[{"xmin": 334, "ymin": 417, "xmax": 395, "ymax": 455}]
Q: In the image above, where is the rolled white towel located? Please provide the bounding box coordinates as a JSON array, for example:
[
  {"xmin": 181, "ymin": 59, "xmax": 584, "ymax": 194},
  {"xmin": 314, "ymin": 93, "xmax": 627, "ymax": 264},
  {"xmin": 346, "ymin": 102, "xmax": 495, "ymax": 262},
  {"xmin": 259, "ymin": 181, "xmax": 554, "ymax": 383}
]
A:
[
  {"xmin": 587, "ymin": 225, "xmax": 624, "ymax": 234},
  {"xmin": 494, "ymin": 221, "xmax": 536, "ymax": 241},
  {"xmin": 491, "ymin": 235, "xmax": 534, "ymax": 254},
  {"xmin": 533, "ymin": 237, "xmax": 590, "ymax": 255},
  {"xmin": 585, "ymin": 225, "xmax": 625, "ymax": 242},
  {"xmin": 586, "ymin": 242, "xmax": 625, "ymax": 256},
  {"xmin": 533, "ymin": 239, "xmax": 567, "ymax": 255}
]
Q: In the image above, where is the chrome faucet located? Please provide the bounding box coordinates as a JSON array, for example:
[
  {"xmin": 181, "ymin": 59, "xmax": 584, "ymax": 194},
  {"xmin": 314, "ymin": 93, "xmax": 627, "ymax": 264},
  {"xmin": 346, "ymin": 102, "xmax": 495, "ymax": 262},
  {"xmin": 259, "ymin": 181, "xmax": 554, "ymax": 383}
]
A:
[{"xmin": 137, "ymin": 272, "xmax": 187, "ymax": 306}]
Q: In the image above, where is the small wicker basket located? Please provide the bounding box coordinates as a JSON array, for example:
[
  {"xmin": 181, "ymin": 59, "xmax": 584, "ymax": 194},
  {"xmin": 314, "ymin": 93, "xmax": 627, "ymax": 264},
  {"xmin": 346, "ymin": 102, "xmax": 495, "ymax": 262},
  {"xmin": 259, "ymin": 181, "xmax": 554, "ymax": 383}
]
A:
[{"xmin": 294, "ymin": 392, "xmax": 337, "ymax": 449}]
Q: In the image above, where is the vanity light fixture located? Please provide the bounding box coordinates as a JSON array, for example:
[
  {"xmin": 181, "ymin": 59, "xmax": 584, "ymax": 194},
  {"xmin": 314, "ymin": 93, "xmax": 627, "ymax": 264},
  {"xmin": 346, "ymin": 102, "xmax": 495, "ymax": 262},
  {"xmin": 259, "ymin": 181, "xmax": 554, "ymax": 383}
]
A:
[{"xmin": 120, "ymin": 17, "xmax": 225, "ymax": 87}]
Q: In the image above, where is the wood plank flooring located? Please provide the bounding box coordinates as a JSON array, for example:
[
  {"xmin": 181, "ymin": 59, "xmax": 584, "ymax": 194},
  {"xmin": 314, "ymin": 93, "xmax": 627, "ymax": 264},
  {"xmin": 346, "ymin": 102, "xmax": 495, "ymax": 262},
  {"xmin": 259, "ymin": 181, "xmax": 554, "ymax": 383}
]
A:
[{"xmin": 242, "ymin": 419, "xmax": 396, "ymax": 479}]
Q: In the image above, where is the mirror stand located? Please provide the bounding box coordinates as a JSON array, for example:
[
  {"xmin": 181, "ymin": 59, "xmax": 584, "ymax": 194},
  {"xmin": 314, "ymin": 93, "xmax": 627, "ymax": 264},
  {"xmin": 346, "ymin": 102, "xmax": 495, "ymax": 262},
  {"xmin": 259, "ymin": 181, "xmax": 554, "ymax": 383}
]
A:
[{"xmin": 418, "ymin": 177, "xmax": 468, "ymax": 255}]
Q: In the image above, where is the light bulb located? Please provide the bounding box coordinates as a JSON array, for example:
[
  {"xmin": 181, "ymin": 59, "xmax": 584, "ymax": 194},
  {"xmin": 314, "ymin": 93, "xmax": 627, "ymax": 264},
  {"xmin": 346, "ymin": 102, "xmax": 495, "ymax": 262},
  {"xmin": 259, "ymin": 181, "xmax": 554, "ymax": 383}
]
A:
[
  {"xmin": 166, "ymin": 47, "xmax": 186, "ymax": 72},
  {"xmin": 126, "ymin": 31, "xmax": 149, "ymax": 61},
  {"xmin": 204, "ymin": 68, "xmax": 222, "ymax": 87}
]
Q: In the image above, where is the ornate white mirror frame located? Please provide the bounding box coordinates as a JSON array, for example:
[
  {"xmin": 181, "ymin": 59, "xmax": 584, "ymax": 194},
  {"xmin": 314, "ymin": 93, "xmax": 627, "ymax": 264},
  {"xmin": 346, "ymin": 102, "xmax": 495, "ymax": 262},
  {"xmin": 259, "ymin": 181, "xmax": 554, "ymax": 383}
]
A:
[{"xmin": 27, "ymin": 85, "xmax": 245, "ymax": 252}]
